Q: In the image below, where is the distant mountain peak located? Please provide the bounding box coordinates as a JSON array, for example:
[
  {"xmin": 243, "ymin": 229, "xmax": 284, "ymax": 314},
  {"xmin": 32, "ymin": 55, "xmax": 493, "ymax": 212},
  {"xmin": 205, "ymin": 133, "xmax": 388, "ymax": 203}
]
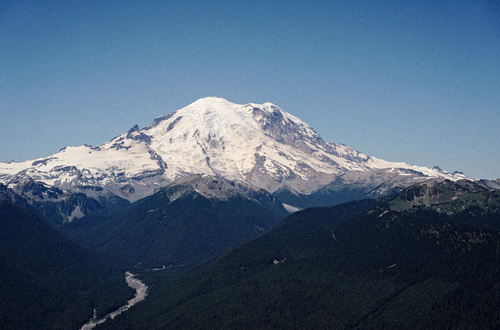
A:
[
  {"xmin": 0, "ymin": 97, "xmax": 472, "ymax": 206},
  {"xmin": 190, "ymin": 96, "xmax": 233, "ymax": 104}
]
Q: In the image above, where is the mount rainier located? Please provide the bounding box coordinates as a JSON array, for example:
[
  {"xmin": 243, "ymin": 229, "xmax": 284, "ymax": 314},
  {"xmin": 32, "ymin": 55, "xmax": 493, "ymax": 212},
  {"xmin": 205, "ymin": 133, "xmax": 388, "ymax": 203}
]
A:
[{"xmin": 0, "ymin": 97, "xmax": 470, "ymax": 219}]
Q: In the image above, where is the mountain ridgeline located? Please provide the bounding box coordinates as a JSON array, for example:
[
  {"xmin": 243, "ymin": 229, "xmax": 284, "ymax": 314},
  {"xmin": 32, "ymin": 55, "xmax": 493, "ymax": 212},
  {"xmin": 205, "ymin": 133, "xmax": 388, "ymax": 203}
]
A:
[{"xmin": 62, "ymin": 175, "xmax": 288, "ymax": 269}]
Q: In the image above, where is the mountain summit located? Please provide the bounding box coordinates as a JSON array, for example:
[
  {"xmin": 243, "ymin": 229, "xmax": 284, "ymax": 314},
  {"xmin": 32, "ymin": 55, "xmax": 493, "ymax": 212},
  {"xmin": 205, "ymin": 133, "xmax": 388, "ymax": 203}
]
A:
[{"xmin": 0, "ymin": 97, "xmax": 468, "ymax": 209}]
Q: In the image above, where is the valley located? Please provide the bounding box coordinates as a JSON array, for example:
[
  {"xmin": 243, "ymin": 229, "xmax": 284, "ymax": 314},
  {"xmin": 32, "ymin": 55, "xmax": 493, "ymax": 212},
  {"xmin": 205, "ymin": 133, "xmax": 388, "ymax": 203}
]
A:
[{"xmin": 80, "ymin": 272, "xmax": 148, "ymax": 330}]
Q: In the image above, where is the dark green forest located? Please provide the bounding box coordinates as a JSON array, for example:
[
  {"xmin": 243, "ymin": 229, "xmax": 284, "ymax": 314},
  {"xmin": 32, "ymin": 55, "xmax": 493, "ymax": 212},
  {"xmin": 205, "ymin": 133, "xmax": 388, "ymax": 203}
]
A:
[
  {"xmin": 0, "ymin": 201, "xmax": 133, "ymax": 329},
  {"xmin": 101, "ymin": 192, "xmax": 500, "ymax": 329},
  {"xmin": 62, "ymin": 187, "xmax": 286, "ymax": 269}
]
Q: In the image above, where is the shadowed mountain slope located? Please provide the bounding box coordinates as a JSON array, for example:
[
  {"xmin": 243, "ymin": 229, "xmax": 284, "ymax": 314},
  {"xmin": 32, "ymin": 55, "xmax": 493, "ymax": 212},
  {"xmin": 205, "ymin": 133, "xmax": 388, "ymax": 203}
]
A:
[
  {"xmin": 62, "ymin": 175, "xmax": 288, "ymax": 270},
  {"xmin": 0, "ymin": 201, "xmax": 132, "ymax": 329}
]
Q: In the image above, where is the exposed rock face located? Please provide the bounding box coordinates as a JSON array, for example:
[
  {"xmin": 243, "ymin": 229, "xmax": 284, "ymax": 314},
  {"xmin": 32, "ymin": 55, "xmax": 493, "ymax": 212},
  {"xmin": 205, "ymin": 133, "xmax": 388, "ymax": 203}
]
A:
[{"xmin": 391, "ymin": 179, "xmax": 490, "ymax": 209}]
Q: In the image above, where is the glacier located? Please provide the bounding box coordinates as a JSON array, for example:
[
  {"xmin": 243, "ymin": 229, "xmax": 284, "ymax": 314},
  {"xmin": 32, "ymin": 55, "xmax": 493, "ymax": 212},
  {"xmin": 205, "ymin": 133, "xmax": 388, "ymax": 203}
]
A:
[{"xmin": 0, "ymin": 97, "xmax": 469, "ymax": 209}]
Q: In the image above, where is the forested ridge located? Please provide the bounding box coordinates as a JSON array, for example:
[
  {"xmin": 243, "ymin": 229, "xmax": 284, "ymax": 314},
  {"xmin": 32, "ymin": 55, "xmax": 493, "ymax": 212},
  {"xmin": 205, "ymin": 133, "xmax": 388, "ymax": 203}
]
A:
[{"xmin": 102, "ymin": 192, "xmax": 500, "ymax": 329}]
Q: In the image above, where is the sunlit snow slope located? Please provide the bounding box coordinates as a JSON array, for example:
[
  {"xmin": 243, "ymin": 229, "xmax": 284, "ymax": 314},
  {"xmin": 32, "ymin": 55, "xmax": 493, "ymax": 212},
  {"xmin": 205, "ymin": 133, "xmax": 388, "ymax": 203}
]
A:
[{"xmin": 0, "ymin": 97, "xmax": 468, "ymax": 202}]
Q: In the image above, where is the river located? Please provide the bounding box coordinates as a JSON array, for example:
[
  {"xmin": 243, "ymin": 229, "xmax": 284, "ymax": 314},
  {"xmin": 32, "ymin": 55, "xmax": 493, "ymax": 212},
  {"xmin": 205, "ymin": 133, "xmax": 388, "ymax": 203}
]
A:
[{"xmin": 80, "ymin": 272, "xmax": 148, "ymax": 329}]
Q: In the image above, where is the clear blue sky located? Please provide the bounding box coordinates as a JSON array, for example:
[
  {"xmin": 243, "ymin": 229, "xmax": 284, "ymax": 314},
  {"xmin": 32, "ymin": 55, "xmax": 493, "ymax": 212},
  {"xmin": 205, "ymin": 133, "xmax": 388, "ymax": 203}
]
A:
[{"xmin": 1, "ymin": 0, "xmax": 499, "ymax": 179}]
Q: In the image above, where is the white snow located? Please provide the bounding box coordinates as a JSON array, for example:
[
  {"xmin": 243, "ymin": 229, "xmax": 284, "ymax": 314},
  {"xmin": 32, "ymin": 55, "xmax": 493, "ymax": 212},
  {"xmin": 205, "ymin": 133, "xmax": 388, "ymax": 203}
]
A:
[
  {"xmin": 282, "ymin": 203, "xmax": 302, "ymax": 213},
  {"xmin": 0, "ymin": 97, "xmax": 470, "ymax": 201}
]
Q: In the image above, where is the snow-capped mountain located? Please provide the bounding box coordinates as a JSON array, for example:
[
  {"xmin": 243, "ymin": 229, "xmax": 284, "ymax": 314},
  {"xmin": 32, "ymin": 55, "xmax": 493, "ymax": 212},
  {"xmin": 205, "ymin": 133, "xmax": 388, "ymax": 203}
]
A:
[{"xmin": 0, "ymin": 97, "xmax": 468, "ymax": 212}]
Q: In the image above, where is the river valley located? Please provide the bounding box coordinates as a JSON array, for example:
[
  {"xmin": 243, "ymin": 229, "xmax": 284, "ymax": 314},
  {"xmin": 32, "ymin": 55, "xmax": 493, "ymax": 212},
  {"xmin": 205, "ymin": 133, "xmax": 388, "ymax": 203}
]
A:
[{"xmin": 80, "ymin": 272, "xmax": 148, "ymax": 329}]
